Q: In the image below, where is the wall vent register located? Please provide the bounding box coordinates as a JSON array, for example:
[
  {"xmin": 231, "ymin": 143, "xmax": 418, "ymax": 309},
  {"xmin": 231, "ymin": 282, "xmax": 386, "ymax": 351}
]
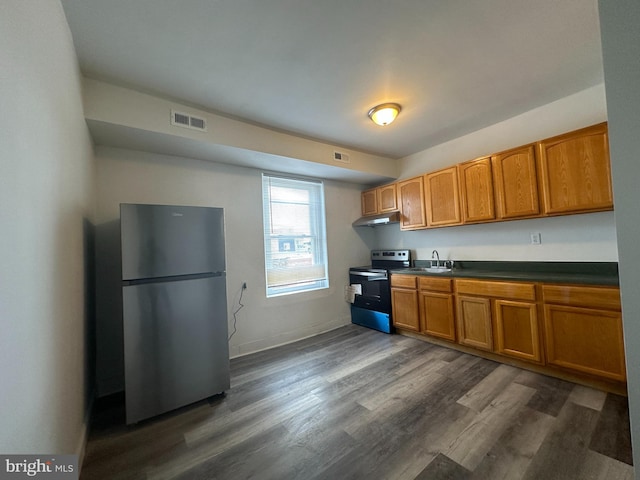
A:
[{"xmin": 170, "ymin": 109, "xmax": 207, "ymax": 131}]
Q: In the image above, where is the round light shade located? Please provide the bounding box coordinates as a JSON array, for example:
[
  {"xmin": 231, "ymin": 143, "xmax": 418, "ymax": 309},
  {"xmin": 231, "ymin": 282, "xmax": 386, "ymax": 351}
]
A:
[{"xmin": 368, "ymin": 103, "xmax": 401, "ymax": 126}]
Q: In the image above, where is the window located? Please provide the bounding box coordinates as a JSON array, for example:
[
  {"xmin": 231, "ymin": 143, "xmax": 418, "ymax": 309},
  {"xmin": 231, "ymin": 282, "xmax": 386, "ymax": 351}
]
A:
[{"xmin": 262, "ymin": 174, "xmax": 329, "ymax": 297}]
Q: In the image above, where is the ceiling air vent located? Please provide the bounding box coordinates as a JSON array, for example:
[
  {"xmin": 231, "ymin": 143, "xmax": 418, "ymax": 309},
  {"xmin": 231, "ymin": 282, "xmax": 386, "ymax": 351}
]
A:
[
  {"xmin": 333, "ymin": 151, "xmax": 350, "ymax": 163},
  {"xmin": 170, "ymin": 110, "xmax": 207, "ymax": 132}
]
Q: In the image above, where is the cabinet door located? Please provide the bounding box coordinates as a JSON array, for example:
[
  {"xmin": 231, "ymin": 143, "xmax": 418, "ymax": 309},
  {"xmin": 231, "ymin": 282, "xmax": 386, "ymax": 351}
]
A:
[
  {"xmin": 543, "ymin": 304, "xmax": 626, "ymax": 381},
  {"xmin": 424, "ymin": 167, "xmax": 462, "ymax": 226},
  {"xmin": 456, "ymin": 295, "xmax": 493, "ymax": 351},
  {"xmin": 459, "ymin": 157, "xmax": 496, "ymax": 223},
  {"xmin": 494, "ymin": 300, "xmax": 542, "ymax": 363},
  {"xmin": 391, "ymin": 287, "xmax": 420, "ymax": 332},
  {"xmin": 397, "ymin": 176, "xmax": 427, "ymax": 230},
  {"xmin": 420, "ymin": 291, "xmax": 456, "ymax": 341},
  {"xmin": 492, "ymin": 145, "xmax": 540, "ymax": 219},
  {"xmin": 538, "ymin": 123, "xmax": 613, "ymax": 214},
  {"xmin": 378, "ymin": 184, "xmax": 398, "ymax": 213},
  {"xmin": 361, "ymin": 188, "xmax": 378, "ymax": 216}
]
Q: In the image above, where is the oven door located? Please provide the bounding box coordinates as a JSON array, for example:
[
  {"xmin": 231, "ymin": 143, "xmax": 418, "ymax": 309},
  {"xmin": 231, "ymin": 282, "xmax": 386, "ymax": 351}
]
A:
[{"xmin": 349, "ymin": 270, "xmax": 391, "ymax": 313}]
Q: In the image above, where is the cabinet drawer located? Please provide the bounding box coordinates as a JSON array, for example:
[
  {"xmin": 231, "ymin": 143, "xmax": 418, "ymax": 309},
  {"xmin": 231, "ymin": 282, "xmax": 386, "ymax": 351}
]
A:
[
  {"xmin": 419, "ymin": 276, "xmax": 452, "ymax": 293},
  {"xmin": 542, "ymin": 285, "xmax": 621, "ymax": 310},
  {"xmin": 391, "ymin": 274, "xmax": 417, "ymax": 289},
  {"xmin": 455, "ymin": 279, "xmax": 536, "ymax": 301}
]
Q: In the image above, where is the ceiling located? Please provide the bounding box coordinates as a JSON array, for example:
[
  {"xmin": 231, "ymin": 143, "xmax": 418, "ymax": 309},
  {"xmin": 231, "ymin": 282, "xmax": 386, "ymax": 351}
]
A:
[{"xmin": 60, "ymin": 0, "xmax": 604, "ymax": 160}]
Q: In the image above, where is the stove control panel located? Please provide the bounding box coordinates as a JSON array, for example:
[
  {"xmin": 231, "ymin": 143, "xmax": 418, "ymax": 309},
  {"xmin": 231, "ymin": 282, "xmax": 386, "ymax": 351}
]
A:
[
  {"xmin": 371, "ymin": 250, "xmax": 410, "ymax": 260},
  {"xmin": 370, "ymin": 249, "xmax": 411, "ymax": 269}
]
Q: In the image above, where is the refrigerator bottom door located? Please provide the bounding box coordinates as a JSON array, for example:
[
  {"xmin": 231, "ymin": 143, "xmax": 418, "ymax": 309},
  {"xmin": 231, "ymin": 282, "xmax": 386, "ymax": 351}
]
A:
[{"xmin": 123, "ymin": 275, "xmax": 229, "ymax": 424}]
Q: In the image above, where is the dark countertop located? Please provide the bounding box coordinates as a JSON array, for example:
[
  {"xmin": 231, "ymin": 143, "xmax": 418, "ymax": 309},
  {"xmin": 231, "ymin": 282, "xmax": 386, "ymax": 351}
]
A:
[{"xmin": 390, "ymin": 260, "xmax": 619, "ymax": 286}]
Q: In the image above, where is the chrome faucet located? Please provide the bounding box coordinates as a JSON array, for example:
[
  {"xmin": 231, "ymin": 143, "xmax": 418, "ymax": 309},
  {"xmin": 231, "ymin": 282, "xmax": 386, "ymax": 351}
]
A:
[{"xmin": 431, "ymin": 249, "xmax": 440, "ymax": 268}]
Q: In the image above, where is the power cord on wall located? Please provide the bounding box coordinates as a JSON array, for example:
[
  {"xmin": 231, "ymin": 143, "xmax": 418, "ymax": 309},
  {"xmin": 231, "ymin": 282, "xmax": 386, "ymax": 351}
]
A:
[{"xmin": 228, "ymin": 282, "xmax": 246, "ymax": 341}]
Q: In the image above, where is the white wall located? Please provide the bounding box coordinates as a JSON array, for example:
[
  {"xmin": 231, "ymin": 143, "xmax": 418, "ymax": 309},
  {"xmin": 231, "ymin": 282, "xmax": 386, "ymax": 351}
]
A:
[
  {"xmin": 372, "ymin": 84, "xmax": 618, "ymax": 263},
  {"xmin": 83, "ymin": 78, "xmax": 399, "ymax": 184},
  {"xmin": 400, "ymin": 84, "xmax": 607, "ymax": 179},
  {"xmin": 94, "ymin": 146, "xmax": 372, "ymax": 392},
  {"xmin": 0, "ymin": 1, "xmax": 95, "ymax": 456},
  {"xmin": 598, "ymin": 0, "xmax": 640, "ymax": 473},
  {"xmin": 376, "ymin": 211, "xmax": 617, "ymax": 262}
]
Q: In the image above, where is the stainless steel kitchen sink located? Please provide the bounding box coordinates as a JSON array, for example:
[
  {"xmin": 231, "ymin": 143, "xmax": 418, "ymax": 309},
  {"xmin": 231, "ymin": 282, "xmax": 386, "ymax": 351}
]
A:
[{"xmin": 407, "ymin": 267, "xmax": 452, "ymax": 273}]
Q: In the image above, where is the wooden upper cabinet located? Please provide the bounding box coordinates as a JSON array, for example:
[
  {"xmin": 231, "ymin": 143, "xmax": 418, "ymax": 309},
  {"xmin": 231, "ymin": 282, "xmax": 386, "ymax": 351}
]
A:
[
  {"xmin": 458, "ymin": 157, "xmax": 496, "ymax": 223},
  {"xmin": 361, "ymin": 188, "xmax": 378, "ymax": 216},
  {"xmin": 397, "ymin": 176, "xmax": 427, "ymax": 230},
  {"xmin": 358, "ymin": 122, "xmax": 612, "ymax": 226},
  {"xmin": 492, "ymin": 145, "xmax": 540, "ymax": 219},
  {"xmin": 361, "ymin": 184, "xmax": 398, "ymax": 216},
  {"xmin": 538, "ymin": 122, "xmax": 613, "ymax": 215},
  {"xmin": 378, "ymin": 183, "xmax": 398, "ymax": 213},
  {"xmin": 424, "ymin": 167, "xmax": 462, "ymax": 227}
]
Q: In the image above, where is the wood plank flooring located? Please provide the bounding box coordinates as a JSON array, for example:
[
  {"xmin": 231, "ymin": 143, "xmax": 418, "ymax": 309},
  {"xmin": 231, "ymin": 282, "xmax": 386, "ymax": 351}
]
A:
[{"xmin": 81, "ymin": 325, "xmax": 633, "ymax": 480}]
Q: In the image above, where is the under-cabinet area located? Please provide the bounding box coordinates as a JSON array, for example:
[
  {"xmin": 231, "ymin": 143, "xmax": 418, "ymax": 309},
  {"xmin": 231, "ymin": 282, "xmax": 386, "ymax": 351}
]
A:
[
  {"xmin": 361, "ymin": 122, "xmax": 613, "ymax": 230},
  {"xmin": 391, "ymin": 272, "xmax": 625, "ymax": 393}
]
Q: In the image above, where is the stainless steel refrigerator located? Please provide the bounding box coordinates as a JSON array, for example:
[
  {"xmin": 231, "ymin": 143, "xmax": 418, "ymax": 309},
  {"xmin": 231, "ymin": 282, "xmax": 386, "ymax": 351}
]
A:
[{"xmin": 120, "ymin": 203, "xmax": 230, "ymax": 424}]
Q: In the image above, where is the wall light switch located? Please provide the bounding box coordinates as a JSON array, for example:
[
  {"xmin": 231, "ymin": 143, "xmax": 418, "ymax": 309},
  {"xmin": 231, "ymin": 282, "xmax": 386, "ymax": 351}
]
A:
[{"xmin": 530, "ymin": 232, "xmax": 542, "ymax": 245}]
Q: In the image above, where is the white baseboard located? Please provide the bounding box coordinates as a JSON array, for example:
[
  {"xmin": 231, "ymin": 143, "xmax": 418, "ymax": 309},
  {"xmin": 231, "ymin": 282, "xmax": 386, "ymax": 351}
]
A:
[{"xmin": 230, "ymin": 317, "xmax": 350, "ymax": 359}]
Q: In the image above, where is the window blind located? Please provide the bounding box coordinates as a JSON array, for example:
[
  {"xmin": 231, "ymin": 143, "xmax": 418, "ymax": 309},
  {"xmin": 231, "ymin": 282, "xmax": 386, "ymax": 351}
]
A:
[{"xmin": 262, "ymin": 174, "xmax": 329, "ymax": 297}]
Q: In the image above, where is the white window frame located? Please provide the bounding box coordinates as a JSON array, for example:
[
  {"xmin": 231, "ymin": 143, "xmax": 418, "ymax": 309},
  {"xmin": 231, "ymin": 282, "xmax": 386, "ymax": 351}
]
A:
[{"xmin": 262, "ymin": 173, "xmax": 329, "ymax": 297}]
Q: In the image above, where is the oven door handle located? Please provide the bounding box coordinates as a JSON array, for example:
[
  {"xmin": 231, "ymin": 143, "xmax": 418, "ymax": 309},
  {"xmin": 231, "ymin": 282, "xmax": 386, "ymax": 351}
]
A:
[{"xmin": 349, "ymin": 271, "xmax": 388, "ymax": 280}]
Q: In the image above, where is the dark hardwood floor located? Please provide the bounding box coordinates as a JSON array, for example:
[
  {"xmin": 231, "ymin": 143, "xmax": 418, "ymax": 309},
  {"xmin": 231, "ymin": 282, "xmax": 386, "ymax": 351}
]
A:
[{"xmin": 81, "ymin": 325, "xmax": 633, "ymax": 480}]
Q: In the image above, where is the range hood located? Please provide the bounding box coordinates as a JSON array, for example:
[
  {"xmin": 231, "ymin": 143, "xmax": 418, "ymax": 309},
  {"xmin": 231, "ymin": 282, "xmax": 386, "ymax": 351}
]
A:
[{"xmin": 352, "ymin": 211, "xmax": 401, "ymax": 227}]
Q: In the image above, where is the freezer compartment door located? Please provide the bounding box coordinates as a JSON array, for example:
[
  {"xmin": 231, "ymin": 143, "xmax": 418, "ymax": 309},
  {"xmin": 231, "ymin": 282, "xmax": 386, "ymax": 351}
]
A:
[
  {"xmin": 121, "ymin": 204, "xmax": 226, "ymax": 280},
  {"xmin": 123, "ymin": 275, "xmax": 229, "ymax": 424}
]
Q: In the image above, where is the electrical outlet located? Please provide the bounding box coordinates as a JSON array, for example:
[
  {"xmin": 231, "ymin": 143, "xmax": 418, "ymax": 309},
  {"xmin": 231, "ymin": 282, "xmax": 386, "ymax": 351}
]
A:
[{"xmin": 530, "ymin": 233, "xmax": 542, "ymax": 245}]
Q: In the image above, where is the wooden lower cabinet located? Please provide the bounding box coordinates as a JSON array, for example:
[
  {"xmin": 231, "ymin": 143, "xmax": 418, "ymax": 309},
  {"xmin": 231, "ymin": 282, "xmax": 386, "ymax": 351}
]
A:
[
  {"xmin": 494, "ymin": 299, "xmax": 542, "ymax": 363},
  {"xmin": 392, "ymin": 275, "xmax": 455, "ymax": 339},
  {"xmin": 391, "ymin": 288, "xmax": 419, "ymax": 331},
  {"xmin": 390, "ymin": 276, "xmax": 625, "ymax": 387},
  {"xmin": 419, "ymin": 277, "xmax": 455, "ymax": 341},
  {"xmin": 391, "ymin": 275, "xmax": 420, "ymax": 332},
  {"xmin": 455, "ymin": 279, "xmax": 539, "ymax": 358},
  {"xmin": 456, "ymin": 295, "xmax": 493, "ymax": 350},
  {"xmin": 542, "ymin": 284, "xmax": 625, "ymax": 382}
]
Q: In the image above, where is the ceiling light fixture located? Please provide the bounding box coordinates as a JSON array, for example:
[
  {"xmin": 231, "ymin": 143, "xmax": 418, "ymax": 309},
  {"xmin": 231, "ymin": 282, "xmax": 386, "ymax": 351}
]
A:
[{"xmin": 368, "ymin": 103, "xmax": 401, "ymax": 126}]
